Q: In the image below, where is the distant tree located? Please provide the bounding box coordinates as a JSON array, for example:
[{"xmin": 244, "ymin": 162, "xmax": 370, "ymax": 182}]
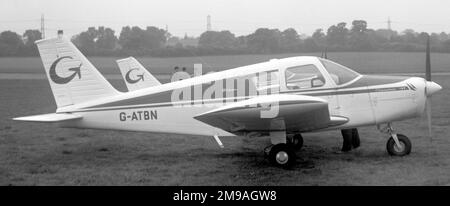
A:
[
  {"xmin": 367, "ymin": 30, "xmax": 388, "ymax": 51},
  {"xmin": 235, "ymin": 36, "xmax": 248, "ymax": 51},
  {"xmin": 23, "ymin": 30, "xmax": 41, "ymax": 47},
  {"xmin": 280, "ymin": 28, "xmax": 300, "ymax": 52},
  {"xmin": 22, "ymin": 30, "xmax": 42, "ymax": 56},
  {"xmin": 198, "ymin": 30, "xmax": 237, "ymax": 50},
  {"xmin": 143, "ymin": 26, "xmax": 167, "ymax": 49},
  {"xmin": 166, "ymin": 36, "xmax": 181, "ymax": 47},
  {"xmin": 438, "ymin": 32, "xmax": 450, "ymax": 41},
  {"xmin": 96, "ymin": 27, "xmax": 118, "ymax": 51},
  {"xmin": 0, "ymin": 31, "xmax": 24, "ymax": 56},
  {"xmin": 302, "ymin": 38, "xmax": 320, "ymax": 52},
  {"xmin": 443, "ymin": 40, "xmax": 450, "ymax": 52},
  {"xmin": 247, "ymin": 28, "xmax": 282, "ymax": 53},
  {"xmin": 312, "ymin": 29, "xmax": 327, "ymax": 50},
  {"xmin": 350, "ymin": 20, "xmax": 368, "ymax": 33},
  {"xmin": 327, "ymin": 22, "xmax": 349, "ymax": 50},
  {"xmin": 418, "ymin": 32, "xmax": 430, "ymax": 44},
  {"xmin": 374, "ymin": 29, "xmax": 396, "ymax": 41},
  {"xmin": 71, "ymin": 26, "xmax": 119, "ymax": 55},
  {"xmin": 6, "ymin": 20, "xmax": 450, "ymax": 57},
  {"xmin": 119, "ymin": 26, "xmax": 143, "ymax": 51},
  {"xmin": 118, "ymin": 26, "xmax": 166, "ymax": 54},
  {"xmin": 72, "ymin": 27, "xmax": 98, "ymax": 54},
  {"xmin": 430, "ymin": 33, "xmax": 441, "ymax": 45},
  {"xmin": 348, "ymin": 20, "xmax": 372, "ymax": 51},
  {"xmin": 401, "ymin": 29, "xmax": 418, "ymax": 43}
]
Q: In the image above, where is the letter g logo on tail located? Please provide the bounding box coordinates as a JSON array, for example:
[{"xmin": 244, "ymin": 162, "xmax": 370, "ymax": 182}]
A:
[{"xmin": 49, "ymin": 56, "xmax": 82, "ymax": 84}]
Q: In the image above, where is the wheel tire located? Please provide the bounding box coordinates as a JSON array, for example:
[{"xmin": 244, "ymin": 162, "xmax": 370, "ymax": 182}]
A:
[
  {"xmin": 386, "ymin": 134, "xmax": 411, "ymax": 156},
  {"xmin": 269, "ymin": 144, "xmax": 296, "ymax": 168},
  {"xmin": 288, "ymin": 134, "xmax": 304, "ymax": 150}
]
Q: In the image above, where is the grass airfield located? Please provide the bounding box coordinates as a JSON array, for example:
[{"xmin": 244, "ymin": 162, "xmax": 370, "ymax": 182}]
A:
[{"xmin": 0, "ymin": 53, "xmax": 449, "ymax": 185}]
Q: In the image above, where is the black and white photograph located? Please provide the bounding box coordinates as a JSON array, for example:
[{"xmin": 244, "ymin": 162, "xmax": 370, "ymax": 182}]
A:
[{"xmin": 1, "ymin": 0, "xmax": 449, "ymax": 191}]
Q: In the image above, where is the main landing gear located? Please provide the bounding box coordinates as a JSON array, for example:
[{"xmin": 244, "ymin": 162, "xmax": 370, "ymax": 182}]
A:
[
  {"xmin": 378, "ymin": 123, "xmax": 412, "ymax": 156},
  {"xmin": 287, "ymin": 133, "xmax": 304, "ymax": 150},
  {"xmin": 265, "ymin": 133, "xmax": 303, "ymax": 168}
]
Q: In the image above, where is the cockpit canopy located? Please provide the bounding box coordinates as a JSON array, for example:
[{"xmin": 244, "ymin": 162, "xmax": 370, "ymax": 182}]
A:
[
  {"xmin": 280, "ymin": 57, "xmax": 361, "ymax": 91},
  {"xmin": 319, "ymin": 58, "xmax": 360, "ymax": 85},
  {"xmin": 234, "ymin": 56, "xmax": 362, "ymax": 93}
]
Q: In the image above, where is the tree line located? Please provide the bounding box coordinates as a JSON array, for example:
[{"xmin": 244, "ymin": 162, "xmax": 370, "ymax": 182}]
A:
[{"xmin": 1, "ymin": 20, "xmax": 450, "ymax": 57}]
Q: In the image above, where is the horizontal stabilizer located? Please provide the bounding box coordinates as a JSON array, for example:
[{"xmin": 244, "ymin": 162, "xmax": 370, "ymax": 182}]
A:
[{"xmin": 13, "ymin": 113, "xmax": 82, "ymax": 123}]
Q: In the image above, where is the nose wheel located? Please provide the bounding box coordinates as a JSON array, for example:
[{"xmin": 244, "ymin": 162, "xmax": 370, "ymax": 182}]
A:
[
  {"xmin": 386, "ymin": 134, "xmax": 411, "ymax": 156},
  {"xmin": 379, "ymin": 123, "xmax": 412, "ymax": 156}
]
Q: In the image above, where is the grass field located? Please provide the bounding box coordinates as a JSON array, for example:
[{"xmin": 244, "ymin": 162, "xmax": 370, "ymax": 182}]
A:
[
  {"xmin": 0, "ymin": 54, "xmax": 449, "ymax": 185},
  {"xmin": 1, "ymin": 52, "xmax": 450, "ymax": 75}
]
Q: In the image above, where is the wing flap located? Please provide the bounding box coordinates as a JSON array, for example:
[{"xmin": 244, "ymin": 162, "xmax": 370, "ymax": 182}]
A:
[
  {"xmin": 13, "ymin": 113, "xmax": 82, "ymax": 123},
  {"xmin": 194, "ymin": 94, "xmax": 339, "ymax": 133}
]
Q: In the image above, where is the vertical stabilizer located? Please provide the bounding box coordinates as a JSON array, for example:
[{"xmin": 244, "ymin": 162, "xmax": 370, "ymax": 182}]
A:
[
  {"xmin": 35, "ymin": 34, "xmax": 119, "ymax": 108},
  {"xmin": 116, "ymin": 57, "xmax": 161, "ymax": 92}
]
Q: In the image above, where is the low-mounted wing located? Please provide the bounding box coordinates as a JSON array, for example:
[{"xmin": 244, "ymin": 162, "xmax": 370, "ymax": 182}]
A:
[{"xmin": 194, "ymin": 94, "xmax": 348, "ymax": 134}]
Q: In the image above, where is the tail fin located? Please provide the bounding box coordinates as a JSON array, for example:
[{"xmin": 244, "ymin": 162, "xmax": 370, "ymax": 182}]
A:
[
  {"xmin": 36, "ymin": 36, "xmax": 119, "ymax": 108},
  {"xmin": 116, "ymin": 57, "xmax": 161, "ymax": 92}
]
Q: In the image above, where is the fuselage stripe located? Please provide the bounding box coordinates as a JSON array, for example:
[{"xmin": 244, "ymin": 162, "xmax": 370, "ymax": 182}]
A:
[{"xmin": 65, "ymin": 85, "xmax": 410, "ymax": 113}]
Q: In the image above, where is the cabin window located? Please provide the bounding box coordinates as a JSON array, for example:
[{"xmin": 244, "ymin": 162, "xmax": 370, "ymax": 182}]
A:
[
  {"xmin": 285, "ymin": 65, "xmax": 325, "ymax": 90},
  {"xmin": 320, "ymin": 59, "xmax": 360, "ymax": 85}
]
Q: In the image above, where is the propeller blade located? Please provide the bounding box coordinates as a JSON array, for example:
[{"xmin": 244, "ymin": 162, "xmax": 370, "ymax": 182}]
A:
[
  {"xmin": 426, "ymin": 98, "xmax": 432, "ymax": 141},
  {"xmin": 426, "ymin": 34, "xmax": 431, "ymax": 81},
  {"xmin": 425, "ymin": 34, "xmax": 433, "ymax": 141}
]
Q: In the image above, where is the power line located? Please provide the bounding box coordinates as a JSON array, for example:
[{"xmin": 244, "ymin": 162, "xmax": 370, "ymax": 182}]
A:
[{"xmin": 0, "ymin": 19, "xmax": 39, "ymax": 23}]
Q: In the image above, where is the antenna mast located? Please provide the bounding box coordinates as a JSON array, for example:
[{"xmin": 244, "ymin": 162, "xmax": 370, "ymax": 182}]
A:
[
  {"xmin": 207, "ymin": 15, "xmax": 212, "ymax": 31},
  {"xmin": 387, "ymin": 17, "xmax": 392, "ymax": 31},
  {"xmin": 41, "ymin": 14, "xmax": 45, "ymax": 39}
]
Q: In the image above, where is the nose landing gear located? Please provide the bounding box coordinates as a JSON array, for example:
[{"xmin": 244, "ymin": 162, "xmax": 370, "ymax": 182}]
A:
[{"xmin": 378, "ymin": 123, "xmax": 412, "ymax": 156}]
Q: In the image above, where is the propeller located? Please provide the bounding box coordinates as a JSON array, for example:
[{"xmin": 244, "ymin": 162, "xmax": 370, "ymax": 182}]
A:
[{"xmin": 425, "ymin": 34, "xmax": 433, "ymax": 141}]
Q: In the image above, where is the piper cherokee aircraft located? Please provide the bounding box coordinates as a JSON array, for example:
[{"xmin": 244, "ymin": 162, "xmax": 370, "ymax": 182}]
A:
[
  {"xmin": 14, "ymin": 32, "xmax": 442, "ymax": 168},
  {"xmin": 116, "ymin": 57, "xmax": 161, "ymax": 92}
]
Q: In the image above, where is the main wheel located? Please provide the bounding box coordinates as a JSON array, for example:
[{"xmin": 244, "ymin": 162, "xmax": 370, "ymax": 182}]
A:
[
  {"xmin": 386, "ymin": 134, "xmax": 411, "ymax": 156},
  {"xmin": 288, "ymin": 134, "xmax": 303, "ymax": 150},
  {"xmin": 269, "ymin": 144, "xmax": 296, "ymax": 168}
]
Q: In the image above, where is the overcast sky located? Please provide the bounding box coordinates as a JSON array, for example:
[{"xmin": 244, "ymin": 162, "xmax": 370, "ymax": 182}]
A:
[{"xmin": 1, "ymin": 0, "xmax": 449, "ymax": 38}]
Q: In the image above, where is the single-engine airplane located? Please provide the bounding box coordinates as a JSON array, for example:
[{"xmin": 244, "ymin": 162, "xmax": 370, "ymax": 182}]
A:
[{"xmin": 14, "ymin": 32, "xmax": 442, "ymax": 168}]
